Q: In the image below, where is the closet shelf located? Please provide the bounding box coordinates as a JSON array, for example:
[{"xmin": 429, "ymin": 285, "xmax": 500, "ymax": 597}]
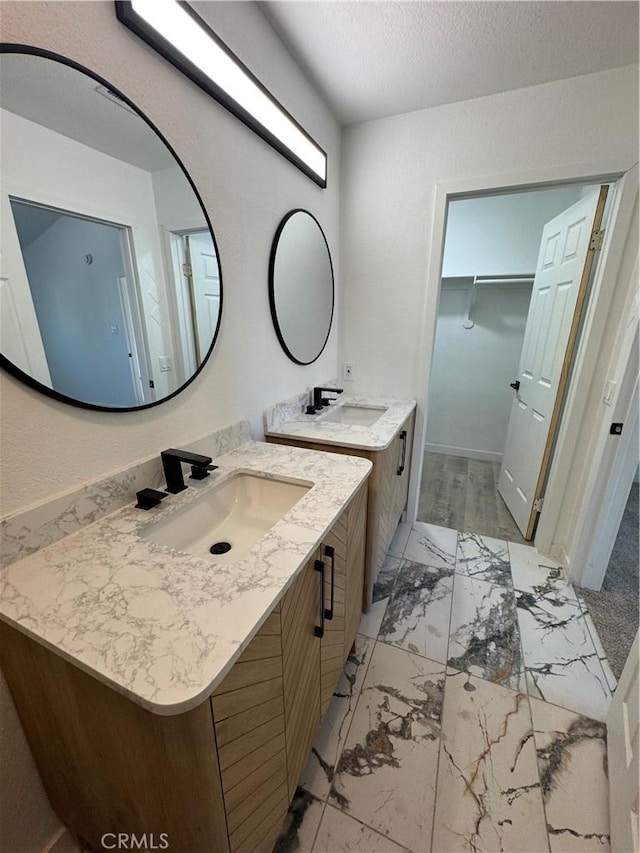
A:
[{"xmin": 463, "ymin": 274, "xmax": 534, "ymax": 329}]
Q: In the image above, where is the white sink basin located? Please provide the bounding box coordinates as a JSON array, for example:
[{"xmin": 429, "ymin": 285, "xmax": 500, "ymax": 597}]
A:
[
  {"xmin": 322, "ymin": 405, "xmax": 388, "ymax": 426},
  {"xmin": 142, "ymin": 472, "xmax": 311, "ymax": 562}
]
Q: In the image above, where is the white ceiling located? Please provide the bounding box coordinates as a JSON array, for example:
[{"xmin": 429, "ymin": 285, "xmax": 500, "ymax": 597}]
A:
[
  {"xmin": 262, "ymin": 1, "xmax": 639, "ymax": 125},
  {"xmin": 0, "ymin": 53, "xmax": 176, "ymax": 172}
]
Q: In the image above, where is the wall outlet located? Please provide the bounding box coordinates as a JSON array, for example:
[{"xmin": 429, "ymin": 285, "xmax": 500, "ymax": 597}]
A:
[{"xmin": 343, "ymin": 362, "xmax": 355, "ymax": 381}]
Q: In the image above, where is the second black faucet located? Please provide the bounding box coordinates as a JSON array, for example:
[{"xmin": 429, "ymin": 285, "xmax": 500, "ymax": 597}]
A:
[
  {"xmin": 161, "ymin": 448, "xmax": 216, "ymax": 493},
  {"xmin": 311, "ymin": 386, "xmax": 344, "ymax": 411}
]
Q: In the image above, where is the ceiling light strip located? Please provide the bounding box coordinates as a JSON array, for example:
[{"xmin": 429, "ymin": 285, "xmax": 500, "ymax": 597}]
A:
[{"xmin": 115, "ymin": 0, "xmax": 327, "ymax": 187}]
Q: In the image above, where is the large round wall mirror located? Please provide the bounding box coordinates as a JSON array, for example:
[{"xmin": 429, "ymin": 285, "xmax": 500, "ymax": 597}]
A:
[
  {"xmin": 269, "ymin": 209, "xmax": 334, "ymax": 365},
  {"xmin": 0, "ymin": 47, "xmax": 222, "ymax": 411}
]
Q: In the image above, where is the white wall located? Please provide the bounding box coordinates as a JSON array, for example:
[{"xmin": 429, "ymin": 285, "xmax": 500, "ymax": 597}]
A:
[
  {"xmin": 426, "ymin": 279, "xmax": 532, "ymax": 461},
  {"xmin": 442, "ymin": 187, "xmax": 584, "ymax": 278},
  {"xmin": 0, "ymin": 3, "xmax": 340, "ymax": 850},
  {"xmin": 339, "ymin": 64, "xmax": 639, "ymax": 402},
  {"xmin": 152, "ymin": 166, "xmax": 208, "ymax": 231},
  {"xmin": 0, "ymin": 108, "xmax": 178, "ymax": 402},
  {"xmin": 0, "ymin": 1, "xmax": 340, "ymax": 517}
]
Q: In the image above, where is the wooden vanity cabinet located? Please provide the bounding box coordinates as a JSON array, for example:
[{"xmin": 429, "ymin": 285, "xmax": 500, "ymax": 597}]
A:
[
  {"xmin": 0, "ymin": 481, "xmax": 367, "ymax": 853},
  {"xmin": 268, "ymin": 410, "xmax": 414, "ymax": 609}
]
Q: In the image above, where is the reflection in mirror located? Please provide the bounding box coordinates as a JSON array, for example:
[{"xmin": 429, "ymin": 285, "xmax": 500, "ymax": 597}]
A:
[
  {"xmin": 269, "ymin": 209, "xmax": 334, "ymax": 365},
  {"xmin": 0, "ymin": 49, "xmax": 222, "ymax": 410}
]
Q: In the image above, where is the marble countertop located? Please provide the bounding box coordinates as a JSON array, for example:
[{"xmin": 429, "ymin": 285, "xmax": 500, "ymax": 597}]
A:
[
  {"xmin": 0, "ymin": 441, "xmax": 372, "ymax": 716},
  {"xmin": 265, "ymin": 394, "xmax": 416, "ymax": 451}
]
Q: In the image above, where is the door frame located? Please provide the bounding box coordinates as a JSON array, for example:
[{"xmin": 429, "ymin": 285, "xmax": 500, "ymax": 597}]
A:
[
  {"xmin": 566, "ymin": 309, "xmax": 638, "ymax": 590},
  {"xmin": 407, "ymin": 158, "xmax": 638, "ymax": 569}
]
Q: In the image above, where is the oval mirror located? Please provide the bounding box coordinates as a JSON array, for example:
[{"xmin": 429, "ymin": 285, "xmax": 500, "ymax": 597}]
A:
[
  {"xmin": 0, "ymin": 47, "xmax": 222, "ymax": 411},
  {"xmin": 269, "ymin": 209, "xmax": 334, "ymax": 365}
]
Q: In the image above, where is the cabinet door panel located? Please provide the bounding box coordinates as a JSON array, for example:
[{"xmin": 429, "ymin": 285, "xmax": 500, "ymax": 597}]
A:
[
  {"xmin": 393, "ymin": 411, "xmax": 415, "ymax": 522},
  {"xmin": 281, "ymin": 549, "xmax": 322, "ymax": 800},
  {"xmin": 211, "ymin": 607, "xmax": 288, "ymax": 852},
  {"xmin": 345, "ymin": 482, "xmax": 368, "ymax": 653},
  {"xmin": 320, "ymin": 512, "xmax": 348, "ymax": 713}
]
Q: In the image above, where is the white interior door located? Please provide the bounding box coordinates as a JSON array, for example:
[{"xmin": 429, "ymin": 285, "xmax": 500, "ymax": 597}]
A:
[
  {"xmin": 186, "ymin": 231, "xmax": 220, "ymax": 362},
  {"xmin": 498, "ymin": 187, "xmax": 607, "ymax": 538},
  {"xmin": 608, "ymin": 631, "xmax": 639, "ymax": 852}
]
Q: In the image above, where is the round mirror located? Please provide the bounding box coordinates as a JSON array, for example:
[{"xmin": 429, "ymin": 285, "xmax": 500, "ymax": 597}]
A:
[
  {"xmin": 0, "ymin": 47, "xmax": 222, "ymax": 411},
  {"xmin": 269, "ymin": 209, "xmax": 334, "ymax": 365}
]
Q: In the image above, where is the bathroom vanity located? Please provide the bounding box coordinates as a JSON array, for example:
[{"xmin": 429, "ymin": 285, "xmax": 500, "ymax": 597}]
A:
[
  {"xmin": 0, "ymin": 441, "xmax": 371, "ymax": 852},
  {"xmin": 265, "ymin": 394, "xmax": 416, "ymax": 608}
]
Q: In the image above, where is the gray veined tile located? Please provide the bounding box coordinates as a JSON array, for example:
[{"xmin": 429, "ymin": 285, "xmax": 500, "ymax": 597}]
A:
[
  {"xmin": 530, "ymin": 698, "xmax": 610, "ymax": 853},
  {"xmin": 387, "ymin": 522, "xmax": 412, "ymax": 559},
  {"xmin": 300, "ymin": 635, "xmax": 375, "ymax": 800},
  {"xmin": 274, "ymin": 787, "xmax": 326, "ymax": 853},
  {"xmin": 448, "ymin": 574, "xmax": 524, "ymax": 691},
  {"xmin": 379, "ymin": 561, "xmax": 453, "ymax": 663},
  {"xmin": 517, "ymin": 593, "xmax": 612, "ymax": 722},
  {"xmin": 372, "ymin": 555, "xmax": 406, "ymax": 604},
  {"xmin": 312, "ymin": 805, "xmax": 409, "ymax": 852},
  {"xmin": 330, "ymin": 641, "xmax": 445, "ymax": 852},
  {"xmin": 456, "ymin": 532, "xmax": 512, "ymax": 586},
  {"xmin": 579, "ymin": 608, "xmax": 617, "ymax": 693},
  {"xmin": 403, "ymin": 521, "xmax": 457, "ymax": 570},
  {"xmin": 432, "ymin": 669, "xmax": 548, "ymax": 853},
  {"xmin": 508, "ymin": 543, "xmax": 570, "ymax": 601},
  {"xmin": 359, "ymin": 599, "xmax": 387, "ymax": 640}
]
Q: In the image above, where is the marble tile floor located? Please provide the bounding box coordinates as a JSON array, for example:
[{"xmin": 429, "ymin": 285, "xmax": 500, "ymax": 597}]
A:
[{"xmin": 274, "ymin": 521, "xmax": 615, "ymax": 853}]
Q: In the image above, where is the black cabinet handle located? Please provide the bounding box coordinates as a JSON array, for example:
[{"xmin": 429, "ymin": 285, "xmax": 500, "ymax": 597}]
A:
[
  {"xmin": 324, "ymin": 545, "xmax": 335, "ymax": 620},
  {"xmin": 397, "ymin": 429, "xmax": 408, "ymax": 476},
  {"xmin": 314, "ymin": 559, "xmax": 325, "ymax": 638},
  {"xmin": 510, "ymin": 380, "xmax": 520, "ymax": 391}
]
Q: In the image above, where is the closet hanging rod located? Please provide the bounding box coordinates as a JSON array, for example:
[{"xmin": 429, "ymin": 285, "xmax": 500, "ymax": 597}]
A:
[
  {"xmin": 462, "ymin": 274, "xmax": 535, "ymax": 329},
  {"xmin": 472, "ymin": 274, "xmax": 535, "ymax": 285}
]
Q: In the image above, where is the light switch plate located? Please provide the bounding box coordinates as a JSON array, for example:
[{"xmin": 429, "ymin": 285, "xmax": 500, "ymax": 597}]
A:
[{"xmin": 602, "ymin": 379, "xmax": 616, "ymax": 406}]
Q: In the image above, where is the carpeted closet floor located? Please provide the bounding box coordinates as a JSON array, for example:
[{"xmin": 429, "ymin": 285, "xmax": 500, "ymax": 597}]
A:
[{"xmin": 579, "ymin": 481, "xmax": 639, "ymax": 679}]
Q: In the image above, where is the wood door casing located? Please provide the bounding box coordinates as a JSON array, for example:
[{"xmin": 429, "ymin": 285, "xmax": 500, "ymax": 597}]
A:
[{"xmin": 280, "ymin": 547, "xmax": 322, "ymax": 800}]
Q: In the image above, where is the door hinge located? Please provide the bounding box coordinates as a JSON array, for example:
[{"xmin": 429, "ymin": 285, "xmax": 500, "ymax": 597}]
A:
[
  {"xmin": 182, "ymin": 262, "xmax": 192, "ymax": 277},
  {"xmin": 533, "ymin": 497, "xmax": 544, "ymax": 512},
  {"xmin": 589, "ymin": 229, "xmax": 605, "ymax": 251}
]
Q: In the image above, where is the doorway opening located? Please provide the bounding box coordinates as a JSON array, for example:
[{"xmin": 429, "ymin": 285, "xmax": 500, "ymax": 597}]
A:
[
  {"xmin": 167, "ymin": 229, "xmax": 220, "ymax": 383},
  {"xmin": 418, "ymin": 182, "xmax": 611, "ymax": 544},
  {"xmin": 9, "ymin": 197, "xmax": 152, "ymax": 407}
]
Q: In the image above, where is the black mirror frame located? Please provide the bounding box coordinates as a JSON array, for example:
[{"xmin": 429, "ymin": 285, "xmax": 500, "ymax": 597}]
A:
[
  {"xmin": 268, "ymin": 209, "xmax": 335, "ymax": 366},
  {"xmin": 0, "ymin": 43, "xmax": 223, "ymax": 413}
]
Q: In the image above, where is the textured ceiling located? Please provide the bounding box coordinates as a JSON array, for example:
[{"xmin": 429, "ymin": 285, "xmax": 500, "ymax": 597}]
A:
[
  {"xmin": 262, "ymin": 1, "xmax": 639, "ymax": 125},
  {"xmin": 0, "ymin": 53, "xmax": 175, "ymax": 172}
]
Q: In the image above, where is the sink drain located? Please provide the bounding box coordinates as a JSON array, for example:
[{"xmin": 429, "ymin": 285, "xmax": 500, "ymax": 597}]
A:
[{"xmin": 209, "ymin": 541, "xmax": 232, "ymax": 555}]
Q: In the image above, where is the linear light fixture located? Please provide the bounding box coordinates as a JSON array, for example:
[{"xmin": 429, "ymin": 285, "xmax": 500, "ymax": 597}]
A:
[{"xmin": 115, "ymin": 0, "xmax": 327, "ymax": 187}]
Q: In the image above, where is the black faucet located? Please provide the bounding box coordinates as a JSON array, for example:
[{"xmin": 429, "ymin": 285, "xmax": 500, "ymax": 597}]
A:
[
  {"xmin": 161, "ymin": 448, "xmax": 216, "ymax": 493},
  {"xmin": 312, "ymin": 386, "xmax": 344, "ymax": 409}
]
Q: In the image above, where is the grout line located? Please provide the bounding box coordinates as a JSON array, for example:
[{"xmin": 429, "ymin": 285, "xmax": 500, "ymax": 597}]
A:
[
  {"xmin": 522, "ymin": 672, "xmax": 553, "ymax": 853},
  {"xmin": 427, "ymin": 530, "xmax": 459, "ymax": 853},
  {"xmin": 320, "ymin": 802, "xmax": 415, "ymax": 853},
  {"xmin": 307, "ymin": 792, "xmax": 327, "ymax": 853},
  {"xmin": 507, "ymin": 538, "xmax": 553, "ymax": 853}
]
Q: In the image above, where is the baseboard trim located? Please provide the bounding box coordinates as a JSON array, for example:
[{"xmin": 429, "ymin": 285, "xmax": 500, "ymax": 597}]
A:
[
  {"xmin": 424, "ymin": 443, "xmax": 503, "ymax": 463},
  {"xmin": 44, "ymin": 827, "xmax": 78, "ymax": 853}
]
